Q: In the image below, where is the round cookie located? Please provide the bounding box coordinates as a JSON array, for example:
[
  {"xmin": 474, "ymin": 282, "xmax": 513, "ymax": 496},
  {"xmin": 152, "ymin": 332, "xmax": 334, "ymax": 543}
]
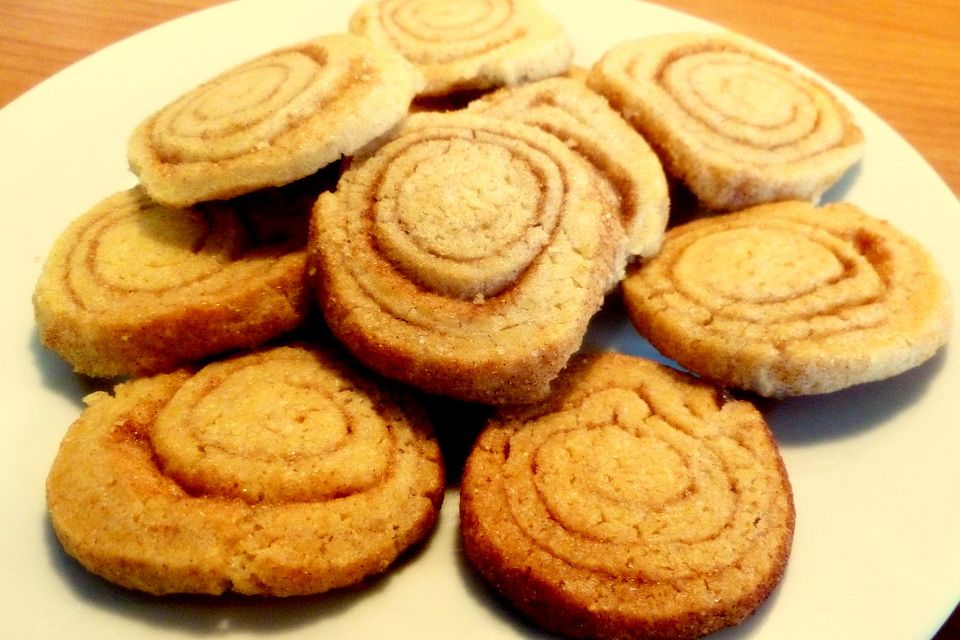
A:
[
  {"xmin": 466, "ymin": 76, "xmax": 670, "ymax": 262},
  {"xmin": 128, "ymin": 33, "xmax": 423, "ymax": 207},
  {"xmin": 348, "ymin": 0, "xmax": 573, "ymax": 97},
  {"xmin": 622, "ymin": 200, "xmax": 953, "ymax": 397},
  {"xmin": 308, "ymin": 111, "xmax": 624, "ymax": 405},
  {"xmin": 587, "ymin": 32, "xmax": 864, "ymax": 211},
  {"xmin": 46, "ymin": 344, "xmax": 445, "ymax": 596},
  {"xmin": 32, "ymin": 183, "xmax": 314, "ymax": 378},
  {"xmin": 460, "ymin": 351, "xmax": 795, "ymax": 640}
]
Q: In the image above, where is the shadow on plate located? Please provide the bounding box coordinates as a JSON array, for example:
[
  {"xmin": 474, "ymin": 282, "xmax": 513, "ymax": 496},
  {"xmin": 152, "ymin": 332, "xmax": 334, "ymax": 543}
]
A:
[
  {"xmin": 42, "ymin": 513, "xmax": 436, "ymax": 635},
  {"xmin": 820, "ymin": 161, "xmax": 862, "ymax": 203},
  {"xmin": 581, "ymin": 292, "xmax": 681, "ymax": 367},
  {"xmin": 757, "ymin": 346, "xmax": 948, "ymax": 446},
  {"xmin": 29, "ymin": 328, "xmax": 111, "ymax": 410},
  {"xmin": 419, "ymin": 394, "xmax": 491, "ymax": 487},
  {"xmin": 586, "ymin": 289, "xmax": 950, "ymax": 447},
  {"xmin": 452, "ymin": 534, "xmax": 556, "ymax": 639}
]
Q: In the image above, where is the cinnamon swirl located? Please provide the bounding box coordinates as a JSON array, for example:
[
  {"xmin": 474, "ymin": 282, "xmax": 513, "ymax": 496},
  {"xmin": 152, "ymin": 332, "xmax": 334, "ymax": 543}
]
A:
[
  {"xmin": 349, "ymin": 0, "xmax": 573, "ymax": 97},
  {"xmin": 128, "ymin": 33, "xmax": 423, "ymax": 206},
  {"xmin": 308, "ymin": 112, "xmax": 624, "ymax": 404},
  {"xmin": 622, "ymin": 200, "xmax": 952, "ymax": 396},
  {"xmin": 587, "ymin": 32, "xmax": 864, "ymax": 211},
  {"xmin": 466, "ymin": 76, "xmax": 670, "ymax": 262},
  {"xmin": 460, "ymin": 351, "xmax": 794, "ymax": 639},
  {"xmin": 46, "ymin": 344, "xmax": 445, "ymax": 596},
  {"xmin": 33, "ymin": 184, "xmax": 315, "ymax": 378}
]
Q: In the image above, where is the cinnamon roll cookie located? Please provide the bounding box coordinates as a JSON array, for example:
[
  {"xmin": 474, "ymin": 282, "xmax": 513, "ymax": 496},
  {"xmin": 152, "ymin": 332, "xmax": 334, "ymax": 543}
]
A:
[
  {"xmin": 348, "ymin": 0, "xmax": 573, "ymax": 97},
  {"xmin": 46, "ymin": 344, "xmax": 445, "ymax": 596},
  {"xmin": 128, "ymin": 33, "xmax": 423, "ymax": 207},
  {"xmin": 587, "ymin": 32, "xmax": 864, "ymax": 211},
  {"xmin": 33, "ymin": 182, "xmax": 316, "ymax": 378},
  {"xmin": 466, "ymin": 77, "xmax": 670, "ymax": 261},
  {"xmin": 308, "ymin": 112, "xmax": 624, "ymax": 404},
  {"xmin": 622, "ymin": 200, "xmax": 952, "ymax": 397},
  {"xmin": 460, "ymin": 351, "xmax": 795, "ymax": 639}
]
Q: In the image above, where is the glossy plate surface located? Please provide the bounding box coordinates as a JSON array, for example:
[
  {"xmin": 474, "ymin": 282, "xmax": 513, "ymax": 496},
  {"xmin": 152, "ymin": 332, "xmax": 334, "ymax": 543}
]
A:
[{"xmin": 0, "ymin": 1, "xmax": 956, "ymax": 638}]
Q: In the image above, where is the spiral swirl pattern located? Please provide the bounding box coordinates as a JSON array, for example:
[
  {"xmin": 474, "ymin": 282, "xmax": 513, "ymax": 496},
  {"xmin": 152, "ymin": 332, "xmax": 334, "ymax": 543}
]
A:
[
  {"xmin": 152, "ymin": 48, "xmax": 341, "ymax": 164},
  {"xmin": 349, "ymin": 0, "xmax": 573, "ymax": 96},
  {"xmin": 623, "ymin": 201, "xmax": 953, "ymax": 396},
  {"xmin": 32, "ymin": 187, "xmax": 308, "ymax": 377},
  {"xmin": 460, "ymin": 352, "xmax": 794, "ymax": 639},
  {"xmin": 310, "ymin": 112, "xmax": 622, "ymax": 404},
  {"xmin": 586, "ymin": 32, "xmax": 864, "ymax": 210},
  {"xmin": 153, "ymin": 348, "xmax": 396, "ymax": 504},
  {"xmin": 45, "ymin": 345, "xmax": 445, "ymax": 596},
  {"xmin": 129, "ymin": 33, "xmax": 423, "ymax": 206},
  {"xmin": 467, "ymin": 76, "xmax": 670, "ymax": 261},
  {"xmin": 369, "ymin": 0, "xmax": 518, "ymax": 62}
]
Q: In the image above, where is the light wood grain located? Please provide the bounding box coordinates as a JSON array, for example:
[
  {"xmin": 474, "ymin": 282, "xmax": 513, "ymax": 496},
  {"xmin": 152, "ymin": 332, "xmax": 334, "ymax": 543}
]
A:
[
  {"xmin": 0, "ymin": 0, "xmax": 221, "ymax": 98},
  {"xmin": 656, "ymin": 0, "xmax": 960, "ymax": 199},
  {"xmin": 1, "ymin": 0, "xmax": 957, "ymax": 197},
  {"xmin": 0, "ymin": 1, "xmax": 957, "ymax": 636}
]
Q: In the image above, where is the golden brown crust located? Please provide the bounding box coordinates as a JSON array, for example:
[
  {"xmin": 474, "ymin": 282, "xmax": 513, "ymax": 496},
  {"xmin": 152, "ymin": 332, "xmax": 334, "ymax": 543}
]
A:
[
  {"xmin": 46, "ymin": 344, "xmax": 445, "ymax": 596},
  {"xmin": 32, "ymin": 185, "xmax": 320, "ymax": 378},
  {"xmin": 622, "ymin": 200, "xmax": 953, "ymax": 396},
  {"xmin": 349, "ymin": 0, "xmax": 573, "ymax": 97},
  {"xmin": 466, "ymin": 76, "xmax": 670, "ymax": 262},
  {"xmin": 460, "ymin": 352, "xmax": 795, "ymax": 639},
  {"xmin": 308, "ymin": 112, "xmax": 624, "ymax": 404},
  {"xmin": 587, "ymin": 32, "xmax": 864, "ymax": 211},
  {"xmin": 128, "ymin": 33, "xmax": 423, "ymax": 206}
]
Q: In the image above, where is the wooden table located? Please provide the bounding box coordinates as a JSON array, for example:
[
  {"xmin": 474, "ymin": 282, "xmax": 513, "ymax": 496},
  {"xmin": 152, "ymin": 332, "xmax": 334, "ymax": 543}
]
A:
[
  {"xmin": 2, "ymin": 0, "xmax": 958, "ymax": 198},
  {"xmin": 1, "ymin": 1, "xmax": 957, "ymax": 637}
]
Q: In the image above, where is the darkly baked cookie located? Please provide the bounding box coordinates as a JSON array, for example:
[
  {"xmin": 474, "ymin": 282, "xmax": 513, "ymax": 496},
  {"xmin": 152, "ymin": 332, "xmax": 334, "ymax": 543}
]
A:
[{"xmin": 460, "ymin": 351, "xmax": 795, "ymax": 639}]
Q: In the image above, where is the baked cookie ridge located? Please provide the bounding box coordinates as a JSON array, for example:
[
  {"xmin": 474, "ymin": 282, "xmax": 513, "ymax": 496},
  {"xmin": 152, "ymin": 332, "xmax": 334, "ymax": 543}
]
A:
[
  {"xmin": 460, "ymin": 352, "xmax": 795, "ymax": 639},
  {"xmin": 587, "ymin": 31, "xmax": 864, "ymax": 210},
  {"xmin": 622, "ymin": 200, "xmax": 952, "ymax": 396},
  {"xmin": 128, "ymin": 32, "xmax": 424, "ymax": 206},
  {"xmin": 309, "ymin": 112, "xmax": 624, "ymax": 404},
  {"xmin": 46, "ymin": 344, "xmax": 445, "ymax": 596},
  {"xmin": 349, "ymin": 0, "xmax": 573, "ymax": 97}
]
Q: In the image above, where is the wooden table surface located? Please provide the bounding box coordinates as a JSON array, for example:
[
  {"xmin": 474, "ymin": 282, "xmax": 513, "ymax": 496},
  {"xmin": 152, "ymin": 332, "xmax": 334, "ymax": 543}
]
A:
[
  {"xmin": 2, "ymin": 0, "xmax": 958, "ymax": 198},
  {"xmin": 1, "ymin": 0, "xmax": 957, "ymax": 637}
]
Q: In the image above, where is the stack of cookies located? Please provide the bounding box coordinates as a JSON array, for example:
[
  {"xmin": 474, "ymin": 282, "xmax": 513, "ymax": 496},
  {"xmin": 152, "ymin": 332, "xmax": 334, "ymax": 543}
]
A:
[{"xmin": 33, "ymin": 1, "xmax": 951, "ymax": 638}]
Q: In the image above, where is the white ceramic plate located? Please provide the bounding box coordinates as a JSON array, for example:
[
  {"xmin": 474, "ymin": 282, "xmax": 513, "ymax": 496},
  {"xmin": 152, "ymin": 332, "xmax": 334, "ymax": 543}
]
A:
[{"xmin": 1, "ymin": 1, "xmax": 957, "ymax": 638}]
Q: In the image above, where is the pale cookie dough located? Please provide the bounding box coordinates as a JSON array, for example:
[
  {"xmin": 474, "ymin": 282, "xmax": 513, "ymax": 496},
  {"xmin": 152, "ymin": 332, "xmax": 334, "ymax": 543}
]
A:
[
  {"xmin": 622, "ymin": 200, "xmax": 952, "ymax": 396},
  {"xmin": 587, "ymin": 32, "xmax": 864, "ymax": 211},
  {"xmin": 128, "ymin": 32, "xmax": 423, "ymax": 206},
  {"xmin": 349, "ymin": 0, "xmax": 573, "ymax": 97}
]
